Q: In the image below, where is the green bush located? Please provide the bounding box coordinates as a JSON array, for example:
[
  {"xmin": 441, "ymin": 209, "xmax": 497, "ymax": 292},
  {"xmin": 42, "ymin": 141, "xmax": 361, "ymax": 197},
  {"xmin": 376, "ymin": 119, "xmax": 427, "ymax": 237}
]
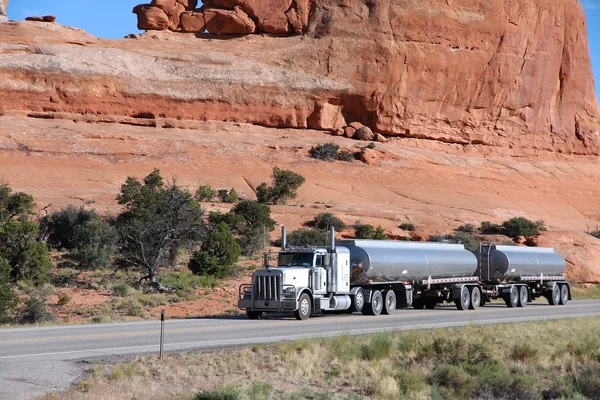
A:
[
  {"xmin": 337, "ymin": 149, "xmax": 355, "ymax": 161},
  {"xmin": 309, "ymin": 143, "xmax": 340, "ymax": 161},
  {"xmin": 256, "ymin": 167, "xmax": 305, "ymax": 205},
  {"xmin": 456, "ymin": 223, "xmax": 477, "ymax": 234},
  {"xmin": 366, "ymin": 142, "xmax": 376, "ymax": 149},
  {"xmin": 247, "ymin": 382, "xmax": 272, "ymax": 400},
  {"xmin": 430, "ymin": 364, "xmax": 475, "ymax": 399},
  {"xmin": 15, "ymin": 285, "xmax": 54, "ymax": 323},
  {"xmin": 287, "ymin": 228, "xmax": 328, "ymax": 246},
  {"xmin": 0, "ymin": 257, "xmax": 18, "ymax": 323},
  {"xmin": 195, "ymin": 388, "xmax": 240, "ymax": 400},
  {"xmin": 574, "ymin": 363, "xmax": 600, "ymax": 399},
  {"xmin": 427, "ymin": 232, "xmax": 478, "ymax": 251},
  {"xmin": 399, "ymin": 223, "xmax": 415, "ymax": 232},
  {"xmin": 195, "ymin": 185, "xmax": 217, "ymax": 202},
  {"xmin": 510, "ymin": 342, "xmax": 538, "ymax": 362},
  {"xmin": 111, "ymin": 283, "xmax": 130, "ymax": 297},
  {"xmin": 217, "ymin": 188, "xmax": 238, "ymax": 203},
  {"xmin": 479, "ymin": 221, "xmax": 502, "ymax": 234},
  {"xmin": 354, "ymin": 224, "xmax": 388, "ymax": 240},
  {"xmin": 307, "ymin": 213, "xmax": 346, "ymax": 231},
  {"xmin": 57, "ymin": 293, "xmax": 71, "ymax": 306},
  {"xmin": 189, "ymin": 223, "xmax": 240, "ymax": 278},
  {"xmin": 229, "ymin": 200, "xmax": 276, "ymax": 256},
  {"xmin": 502, "ymin": 217, "xmax": 540, "ymax": 238},
  {"xmin": 161, "ymin": 271, "xmax": 212, "ymax": 292}
]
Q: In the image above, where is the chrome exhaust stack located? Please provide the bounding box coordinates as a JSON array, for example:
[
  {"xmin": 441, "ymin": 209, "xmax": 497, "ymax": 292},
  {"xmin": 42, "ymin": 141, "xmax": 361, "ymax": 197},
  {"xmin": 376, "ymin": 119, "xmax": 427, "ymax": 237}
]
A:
[{"xmin": 281, "ymin": 225, "xmax": 287, "ymax": 249}]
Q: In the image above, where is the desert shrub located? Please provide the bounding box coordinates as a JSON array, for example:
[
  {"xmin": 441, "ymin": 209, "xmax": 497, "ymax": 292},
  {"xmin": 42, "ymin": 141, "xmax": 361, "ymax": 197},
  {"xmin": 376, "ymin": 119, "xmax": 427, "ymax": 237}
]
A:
[
  {"xmin": 0, "ymin": 257, "xmax": 18, "ymax": 323},
  {"xmin": 510, "ymin": 342, "xmax": 538, "ymax": 362},
  {"xmin": 427, "ymin": 232, "xmax": 478, "ymax": 251},
  {"xmin": 399, "ymin": 223, "xmax": 415, "ymax": 232},
  {"xmin": 230, "ymin": 200, "xmax": 276, "ymax": 256},
  {"xmin": 396, "ymin": 370, "xmax": 427, "ymax": 396},
  {"xmin": 366, "ymin": 142, "xmax": 376, "ymax": 149},
  {"xmin": 111, "ymin": 283, "xmax": 130, "ymax": 297},
  {"xmin": 456, "ymin": 223, "xmax": 477, "ymax": 234},
  {"xmin": 337, "ymin": 149, "xmax": 355, "ymax": 161},
  {"xmin": 287, "ymin": 228, "xmax": 328, "ymax": 246},
  {"xmin": 360, "ymin": 333, "xmax": 394, "ymax": 361},
  {"xmin": 430, "ymin": 364, "xmax": 475, "ymax": 399},
  {"xmin": 41, "ymin": 206, "xmax": 96, "ymax": 250},
  {"xmin": 574, "ymin": 363, "xmax": 600, "ymax": 399},
  {"xmin": 189, "ymin": 223, "xmax": 240, "ymax": 278},
  {"xmin": 161, "ymin": 271, "xmax": 211, "ymax": 293},
  {"xmin": 217, "ymin": 188, "xmax": 238, "ymax": 203},
  {"xmin": 309, "ymin": 142, "xmax": 340, "ymax": 161},
  {"xmin": 479, "ymin": 221, "xmax": 502, "ymax": 234},
  {"xmin": 15, "ymin": 285, "xmax": 54, "ymax": 323},
  {"xmin": 195, "ymin": 388, "xmax": 240, "ymax": 400},
  {"xmin": 256, "ymin": 167, "xmax": 305, "ymax": 205},
  {"xmin": 534, "ymin": 219, "xmax": 547, "ymax": 231},
  {"xmin": 587, "ymin": 226, "xmax": 600, "ymax": 239},
  {"xmin": 502, "ymin": 217, "xmax": 540, "ymax": 238},
  {"xmin": 355, "ymin": 224, "xmax": 388, "ymax": 240},
  {"xmin": 195, "ymin": 185, "xmax": 217, "ymax": 202},
  {"xmin": 69, "ymin": 218, "xmax": 117, "ymax": 269},
  {"xmin": 57, "ymin": 293, "xmax": 71, "ymax": 306},
  {"xmin": 500, "ymin": 240, "xmax": 517, "ymax": 246},
  {"xmin": 307, "ymin": 213, "xmax": 346, "ymax": 231},
  {"xmin": 247, "ymin": 382, "xmax": 272, "ymax": 400}
]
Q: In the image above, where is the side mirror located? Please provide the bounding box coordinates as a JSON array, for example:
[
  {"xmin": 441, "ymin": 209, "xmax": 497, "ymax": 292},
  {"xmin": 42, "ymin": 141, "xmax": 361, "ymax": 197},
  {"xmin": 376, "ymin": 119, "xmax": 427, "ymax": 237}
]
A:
[{"xmin": 323, "ymin": 255, "xmax": 331, "ymax": 268}]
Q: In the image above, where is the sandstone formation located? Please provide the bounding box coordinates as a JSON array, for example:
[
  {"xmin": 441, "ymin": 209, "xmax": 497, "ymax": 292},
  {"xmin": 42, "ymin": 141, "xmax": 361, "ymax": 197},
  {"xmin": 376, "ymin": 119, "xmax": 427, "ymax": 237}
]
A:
[
  {"xmin": 25, "ymin": 16, "xmax": 57, "ymax": 23},
  {"xmin": 0, "ymin": 0, "xmax": 8, "ymax": 23},
  {"xmin": 1, "ymin": 0, "xmax": 599, "ymax": 156},
  {"xmin": 133, "ymin": 0, "xmax": 308, "ymax": 34}
]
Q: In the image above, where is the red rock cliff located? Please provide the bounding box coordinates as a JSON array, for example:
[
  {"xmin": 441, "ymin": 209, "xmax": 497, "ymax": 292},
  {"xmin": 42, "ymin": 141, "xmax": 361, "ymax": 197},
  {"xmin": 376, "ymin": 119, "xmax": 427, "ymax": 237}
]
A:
[{"xmin": 0, "ymin": 0, "xmax": 598, "ymax": 154}]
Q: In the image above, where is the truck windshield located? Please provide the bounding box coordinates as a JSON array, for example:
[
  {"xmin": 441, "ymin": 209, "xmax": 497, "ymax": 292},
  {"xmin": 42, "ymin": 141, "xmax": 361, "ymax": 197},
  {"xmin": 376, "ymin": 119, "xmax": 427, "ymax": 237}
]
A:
[{"xmin": 278, "ymin": 253, "xmax": 314, "ymax": 267}]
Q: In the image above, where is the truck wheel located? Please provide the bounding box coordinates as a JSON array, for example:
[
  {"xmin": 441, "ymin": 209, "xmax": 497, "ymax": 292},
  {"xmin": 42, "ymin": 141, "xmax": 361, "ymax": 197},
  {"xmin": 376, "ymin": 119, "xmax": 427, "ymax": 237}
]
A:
[
  {"xmin": 425, "ymin": 300, "xmax": 437, "ymax": 309},
  {"xmin": 455, "ymin": 286, "xmax": 471, "ymax": 310},
  {"xmin": 363, "ymin": 290, "xmax": 383, "ymax": 316},
  {"xmin": 547, "ymin": 285, "xmax": 560, "ymax": 306},
  {"xmin": 383, "ymin": 290, "xmax": 396, "ymax": 315},
  {"xmin": 469, "ymin": 286, "xmax": 481, "ymax": 310},
  {"xmin": 505, "ymin": 286, "xmax": 519, "ymax": 308},
  {"xmin": 294, "ymin": 293, "xmax": 312, "ymax": 320},
  {"xmin": 517, "ymin": 286, "xmax": 528, "ymax": 307},
  {"xmin": 246, "ymin": 311, "xmax": 263, "ymax": 320},
  {"xmin": 559, "ymin": 284, "xmax": 569, "ymax": 305},
  {"xmin": 412, "ymin": 299, "xmax": 425, "ymax": 309},
  {"xmin": 350, "ymin": 288, "xmax": 365, "ymax": 313}
]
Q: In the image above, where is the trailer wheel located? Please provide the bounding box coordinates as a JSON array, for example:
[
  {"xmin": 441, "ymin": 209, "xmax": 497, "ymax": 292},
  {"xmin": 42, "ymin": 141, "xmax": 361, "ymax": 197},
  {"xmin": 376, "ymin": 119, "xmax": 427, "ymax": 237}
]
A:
[
  {"xmin": 294, "ymin": 293, "xmax": 312, "ymax": 320},
  {"xmin": 505, "ymin": 285, "xmax": 519, "ymax": 308},
  {"xmin": 363, "ymin": 290, "xmax": 383, "ymax": 316},
  {"xmin": 547, "ymin": 284, "xmax": 561, "ymax": 306},
  {"xmin": 517, "ymin": 286, "xmax": 528, "ymax": 307},
  {"xmin": 559, "ymin": 284, "xmax": 569, "ymax": 305},
  {"xmin": 383, "ymin": 290, "xmax": 396, "ymax": 315},
  {"xmin": 350, "ymin": 288, "xmax": 365, "ymax": 313},
  {"xmin": 469, "ymin": 286, "xmax": 481, "ymax": 310},
  {"xmin": 246, "ymin": 311, "xmax": 263, "ymax": 320},
  {"xmin": 412, "ymin": 299, "xmax": 425, "ymax": 309},
  {"xmin": 455, "ymin": 286, "xmax": 471, "ymax": 310},
  {"xmin": 425, "ymin": 301, "xmax": 437, "ymax": 309}
]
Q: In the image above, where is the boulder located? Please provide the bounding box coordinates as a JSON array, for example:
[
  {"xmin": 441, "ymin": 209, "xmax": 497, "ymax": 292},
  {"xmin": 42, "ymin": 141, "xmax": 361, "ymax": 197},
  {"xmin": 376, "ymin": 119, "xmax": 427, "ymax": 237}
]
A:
[
  {"xmin": 360, "ymin": 148, "xmax": 378, "ymax": 165},
  {"xmin": 343, "ymin": 126, "xmax": 356, "ymax": 138},
  {"xmin": 176, "ymin": 0, "xmax": 198, "ymax": 10},
  {"xmin": 307, "ymin": 102, "xmax": 346, "ymax": 131},
  {"xmin": 260, "ymin": 17, "xmax": 290, "ymax": 34},
  {"xmin": 0, "ymin": 0, "xmax": 7, "ymax": 23},
  {"xmin": 204, "ymin": 6, "xmax": 256, "ymax": 34},
  {"xmin": 205, "ymin": 0, "xmax": 292, "ymax": 33},
  {"xmin": 150, "ymin": 0, "xmax": 185, "ymax": 30},
  {"xmin": 375, "ymin": 133, "xmax": 387, "ymax": 143},
  {"xmin": 285, "ymin": 8, "xmax": 303, "ymax": 34},
  {"xmin": 348, "ymin": 122, "xmax": 364, "ymax": 130},
  {"xmin": 133, "ymin": 5, "xmax": 170, "ymax": 30},
  {"xmin": 179, "ymin": 11, "xmax": 205, "ymax": 32},
  {"xmin": 355, "ymin": 126, "xmax": 375, "ymax": 141}
]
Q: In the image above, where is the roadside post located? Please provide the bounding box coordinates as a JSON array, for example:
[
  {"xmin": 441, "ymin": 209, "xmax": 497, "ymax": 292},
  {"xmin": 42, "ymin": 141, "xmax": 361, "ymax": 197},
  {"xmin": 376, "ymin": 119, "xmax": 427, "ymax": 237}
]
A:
[{"xmin": 160, "ymin": 309, "xmax": 165, "ymax": 361}]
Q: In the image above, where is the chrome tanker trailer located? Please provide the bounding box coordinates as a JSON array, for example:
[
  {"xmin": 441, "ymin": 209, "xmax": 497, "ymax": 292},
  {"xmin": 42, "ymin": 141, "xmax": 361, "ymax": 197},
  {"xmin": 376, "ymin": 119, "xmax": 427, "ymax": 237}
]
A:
[{"xmin": 238, "ymin": 227, "xmax": 570, "ymax": 320}]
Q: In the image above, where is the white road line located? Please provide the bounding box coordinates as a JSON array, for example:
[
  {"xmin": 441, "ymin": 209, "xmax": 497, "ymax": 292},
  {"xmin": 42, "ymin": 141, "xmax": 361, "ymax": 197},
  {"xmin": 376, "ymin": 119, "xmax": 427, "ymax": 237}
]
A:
[{"xmin": 1, "ymin": 311, "xmax": 599, "ymax": 360}]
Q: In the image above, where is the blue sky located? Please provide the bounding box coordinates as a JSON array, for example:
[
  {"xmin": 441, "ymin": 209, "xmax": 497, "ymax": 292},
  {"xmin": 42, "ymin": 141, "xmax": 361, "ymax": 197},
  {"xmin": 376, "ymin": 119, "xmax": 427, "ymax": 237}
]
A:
[{"xmin": 6, "ymin": 0, "xmax": 600, "ymax": 101}]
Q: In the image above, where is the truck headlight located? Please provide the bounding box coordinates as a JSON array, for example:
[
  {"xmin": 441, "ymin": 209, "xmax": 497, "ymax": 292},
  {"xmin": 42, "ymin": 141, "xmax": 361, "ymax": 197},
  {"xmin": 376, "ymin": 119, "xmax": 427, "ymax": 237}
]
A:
[{"xmin": 283, "ymin": 287, "xmax": 296, "ymax": 299}]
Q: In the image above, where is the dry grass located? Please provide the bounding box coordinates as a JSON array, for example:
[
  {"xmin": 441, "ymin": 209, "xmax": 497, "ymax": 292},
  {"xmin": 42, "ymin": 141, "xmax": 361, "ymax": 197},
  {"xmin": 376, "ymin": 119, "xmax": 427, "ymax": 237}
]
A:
[{"xmin": 40, "ymin": 317, "xmax": 600, "ymax": 400}]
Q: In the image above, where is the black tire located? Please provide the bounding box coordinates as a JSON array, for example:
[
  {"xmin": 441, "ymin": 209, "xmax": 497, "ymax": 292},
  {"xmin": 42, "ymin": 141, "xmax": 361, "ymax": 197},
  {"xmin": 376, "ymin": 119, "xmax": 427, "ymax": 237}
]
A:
[
  {"xmin": 383, "ymin": 290, "xmax": 396, "ymax": 315},
  {"xmin": 517, "ymin": 286, "xmax": 528, "ymax": 307},
  {"xmin": 469, "ymin": 286, "xmax": 481, "ymax": 310},
  {"xmin": 350, "ymin": 288, "xmax": 365, "ymax": 313},
  {"xmin": 547, "ymin": 284, "xmax": 561, "ymax": 306},
  {"xmin": 559, "ymin": 284, "xmax": 569, "ymax": 305},
  {"xmin": 246, "ymin": 310, "xmax": 263, "ymax": 320},
  {"xmin": 294, "ymin": 293, "xmax": 312, "ymax": 320},
  {"xmin": 505, "ymin": 286, "xmax": 519, "ymax": 308},
  {"xmin": 363, "ymin": 290, "xmax": 383, "ymax": 316},
  {"xmin": 425, "ymin": 301, "xmax": 437, "ymax": 309},
  {"xmin": 455, "ymin": 286, "xmax": 471, "ymax": 310},
  {"xmin": 412, "ymin": 299, "xmax": 425, "ymax": 309}
]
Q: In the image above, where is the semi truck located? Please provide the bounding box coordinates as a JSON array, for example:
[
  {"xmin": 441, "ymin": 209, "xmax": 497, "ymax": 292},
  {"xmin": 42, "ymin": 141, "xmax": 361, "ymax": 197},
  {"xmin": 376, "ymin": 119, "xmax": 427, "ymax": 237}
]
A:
[{"xmin": 237, "ymin": 226, "xmax": 570, "ymax": 320}]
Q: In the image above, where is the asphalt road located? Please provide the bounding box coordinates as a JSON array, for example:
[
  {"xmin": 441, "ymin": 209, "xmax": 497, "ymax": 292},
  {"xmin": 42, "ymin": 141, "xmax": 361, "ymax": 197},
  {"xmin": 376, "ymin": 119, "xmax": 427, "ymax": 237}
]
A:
[{"xmin": 1, "ymin": 299, "xmax": 599, "ymax": 399}]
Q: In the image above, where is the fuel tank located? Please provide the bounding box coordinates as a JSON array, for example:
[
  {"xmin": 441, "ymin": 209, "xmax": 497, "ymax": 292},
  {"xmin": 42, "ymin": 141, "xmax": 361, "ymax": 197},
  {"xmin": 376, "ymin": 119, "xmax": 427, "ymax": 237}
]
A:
[
  {"xmin": 472, "ymin": 244, "xmax": 566, "ymax": 283},
  {"xmin": 338, "ymin": 239, "xmax": 478, "ymax": 283}
]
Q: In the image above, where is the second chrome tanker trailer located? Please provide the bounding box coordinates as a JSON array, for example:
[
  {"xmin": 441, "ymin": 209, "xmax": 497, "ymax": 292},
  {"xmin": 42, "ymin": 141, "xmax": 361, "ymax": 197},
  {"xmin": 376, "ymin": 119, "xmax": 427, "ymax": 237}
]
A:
[{"xmin": 238, "ymin": 227, "xmax": 569, "ymax": 320}]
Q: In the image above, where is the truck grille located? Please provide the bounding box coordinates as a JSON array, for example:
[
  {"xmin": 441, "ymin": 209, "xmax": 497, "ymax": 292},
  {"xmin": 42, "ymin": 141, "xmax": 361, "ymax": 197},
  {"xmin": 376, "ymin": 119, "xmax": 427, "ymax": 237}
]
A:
[{"xmin": 254, "ymin": 275, "xmax": 281, "ymax": 301}]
